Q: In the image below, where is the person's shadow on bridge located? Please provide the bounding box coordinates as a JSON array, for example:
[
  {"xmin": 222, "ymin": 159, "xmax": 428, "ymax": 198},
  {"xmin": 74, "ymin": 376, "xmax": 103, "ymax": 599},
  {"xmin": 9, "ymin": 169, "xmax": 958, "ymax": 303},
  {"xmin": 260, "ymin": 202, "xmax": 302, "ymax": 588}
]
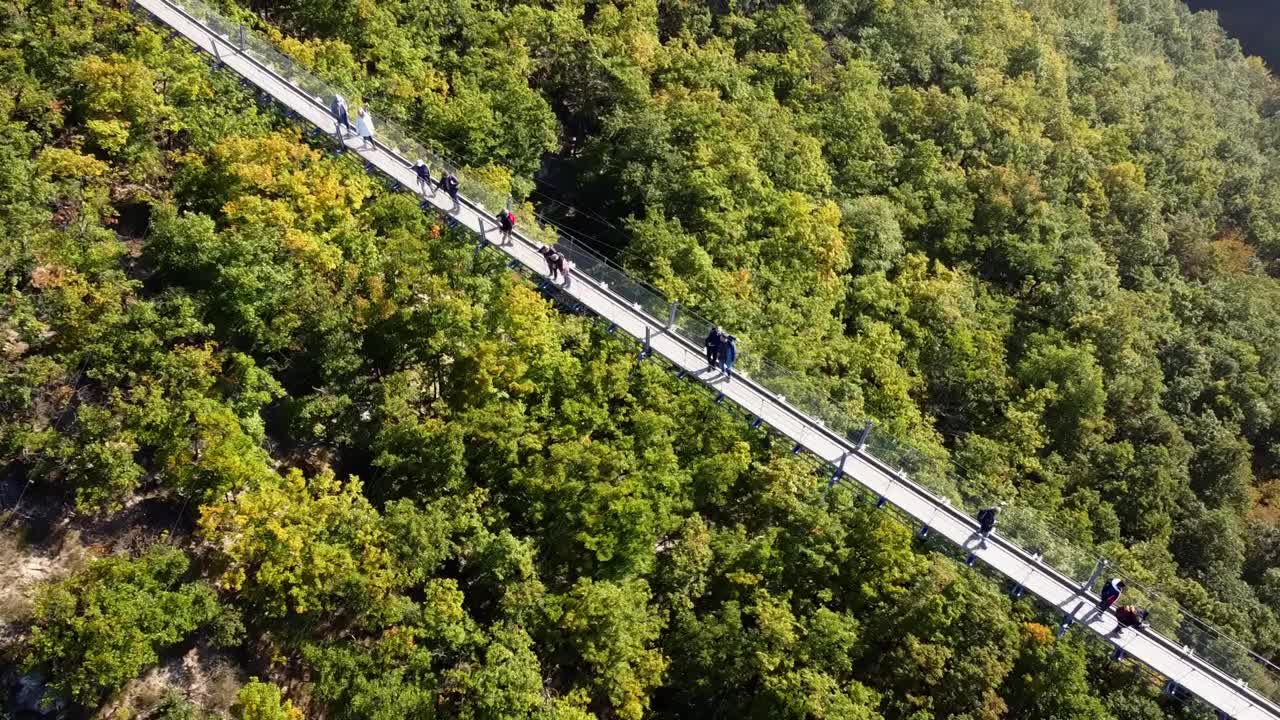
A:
[{"xmin": 963, "ymin": 532, "xmax": 988, "ymax": 551}]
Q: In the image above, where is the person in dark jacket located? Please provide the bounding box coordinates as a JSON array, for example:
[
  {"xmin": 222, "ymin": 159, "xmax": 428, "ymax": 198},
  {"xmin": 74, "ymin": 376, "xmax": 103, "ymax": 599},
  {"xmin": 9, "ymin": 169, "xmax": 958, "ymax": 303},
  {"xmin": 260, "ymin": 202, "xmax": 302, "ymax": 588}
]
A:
[
  {"xmin": 553, "ymin": 251, "xmax": 568, "ymax": 285},
  {"xmin": 719, "ymin": 334, "xmax": 738, "ymax": 381},
  {"xmin": 548, "ymin": 250, "xmax": 564, "ymax": 282},
  {"xmin": 538, "ymin": 245, "xmax": 554, "ymax": 277},
  {"xmin": 976, "ymin": 506, "xmax": 1000, "ymax": 537},
  {"xmin": 331, "ymin": 94, "xmax": 352, "ymax": 137},
  {"xmin": 1114, "ymin": 605, "xmax": 1149, "ymax": 634},
  {"xmin": 1099, "ymin": 578, "xmax": 1126, "ymax": 612},
  {"xmin": 413, "ymin": 160, "xmax": 432, "ymax": 195},
  {"xmin": 538, "ymin": 246, "xmax": 562, "ymax": 282},
  {"xmin": 705, "ymin": 328, "xmax": 723, "ymax": 371},
  {"xmin": 438, "ymin": 172, "xmax": 460, "ymax": 211}
]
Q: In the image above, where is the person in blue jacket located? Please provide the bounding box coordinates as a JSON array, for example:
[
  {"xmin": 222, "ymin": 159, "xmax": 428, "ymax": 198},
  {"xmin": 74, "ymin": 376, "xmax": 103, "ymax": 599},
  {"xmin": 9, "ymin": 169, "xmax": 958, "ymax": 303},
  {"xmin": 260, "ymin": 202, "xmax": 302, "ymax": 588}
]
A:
[{"xmin": 719, "ymin": 334, "xmax": 738, "ymax": 381}]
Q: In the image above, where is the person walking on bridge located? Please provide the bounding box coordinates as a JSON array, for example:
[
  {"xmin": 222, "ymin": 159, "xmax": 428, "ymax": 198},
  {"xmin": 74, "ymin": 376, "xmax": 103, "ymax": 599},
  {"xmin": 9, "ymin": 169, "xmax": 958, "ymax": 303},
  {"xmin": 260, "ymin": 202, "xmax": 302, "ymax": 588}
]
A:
[
  {"xmin": 555, "ymin": 251, "xmax": 569, "ymax": 288},
  {"xmin": 705, "ymin": 328, "xmax": 723, "ymax": 371},
  {"xmin": 498, "ymin": 209, "xmax": 516, "ymax": 245},
  {"xmin": 1098, "ymin": 578, "xmax": 1126, "ymax": 612},
  {"xmin": 539, "ymin": 245, "xmax": 563, "ymax": 283},
  {"xmin": 413, "ymin": 160, "xmax": 432, "ymax": 195},
  {"xmin": 356, "ymin": 105, "xmax": 375, "ymax": 149},
  {"xmin": 332, "ymin": 94, "xmax": 352, "ymax": 137},
  {"xmin": 976, "ymin": 505, "xmax": 1000, "ymax": 538},
  {"xmin": 438, "ymin": 171, "xmax": 460, "ymax": 211},
  {"xmin": 719, "ymin": 334, "xmax": 738, "ymax": 382}
]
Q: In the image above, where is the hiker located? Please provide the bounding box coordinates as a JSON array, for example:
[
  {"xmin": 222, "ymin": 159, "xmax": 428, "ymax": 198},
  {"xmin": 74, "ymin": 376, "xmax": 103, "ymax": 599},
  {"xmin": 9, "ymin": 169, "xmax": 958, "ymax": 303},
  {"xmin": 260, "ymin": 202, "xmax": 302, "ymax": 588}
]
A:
[
  {"xmin": 553, "ymin": 251, "xmax": 568, "ymax": 285},
  {"xmin": 547, "ymin": 249, "xmax": 564, "ymax": 282},
  {"xmin": 498, "ymin": 209, "xmax": 516, "ymax": 244},
  {"xmin": 976, "ymin": 506, "xmax": 1000, "ymax": 537},
  {"xmin": 438, "ymin": 172, "xmax": 460, "ymax": 210},
  {"xmin": 719, "ymin": 334, "xmax": 738, "ymax": 381},
  {"xmin": 1114, "ymin": 605, "xmax": 1149, "ymax": 634},
  {"xmin": 331, "ymin": 94, "xmax": 352, "ymax": 137},
  {"xmin": 547, "ymin": 249, "xmax": 565, "ymax": 282},
  {"xmin": 413, "ymin": 160, "xmax": 432, "ymax": 195},
  {"xmin": 705, "ymin": 328, "xmax": 723, "ymax": 371},
  {"xmin": 356, "ymin": 106, "xmax": 375, "ymax": 149},
  {"xmin": 1098, "ymin": 578, "xmax": 1126, "ymax": 612},
  {"xmin": 539, "ymin": 245, "xmax": 561, "ymax": 281}
]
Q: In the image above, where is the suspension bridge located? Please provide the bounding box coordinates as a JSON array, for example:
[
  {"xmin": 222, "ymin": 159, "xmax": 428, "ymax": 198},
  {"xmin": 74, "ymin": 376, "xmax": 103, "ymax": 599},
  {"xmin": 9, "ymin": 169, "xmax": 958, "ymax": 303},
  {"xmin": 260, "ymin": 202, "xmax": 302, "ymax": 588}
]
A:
[{"xmin": 129, "ymin": 0, "xmax": 1280, "ymax": 716}]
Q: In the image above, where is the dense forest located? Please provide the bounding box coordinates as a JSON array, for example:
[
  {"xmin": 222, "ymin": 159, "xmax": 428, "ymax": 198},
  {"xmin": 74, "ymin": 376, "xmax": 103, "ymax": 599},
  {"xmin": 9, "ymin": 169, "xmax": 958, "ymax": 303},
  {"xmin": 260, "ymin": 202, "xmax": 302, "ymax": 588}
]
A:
[{"xmin": 2, "ymin": 0, "xmax": 1280, "ymax": 718}]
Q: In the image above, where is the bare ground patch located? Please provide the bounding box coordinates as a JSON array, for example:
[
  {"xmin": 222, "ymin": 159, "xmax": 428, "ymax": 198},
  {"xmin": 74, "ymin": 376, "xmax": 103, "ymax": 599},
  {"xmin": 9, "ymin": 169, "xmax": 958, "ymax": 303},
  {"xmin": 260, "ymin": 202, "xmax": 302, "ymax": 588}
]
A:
[
  {"xmin": 94, "ymin": 643, "xmax": 246, "ymax": 720},
  {"xmin": 0, "ymin": 523, "xmax": 94, "ymax": 653}
]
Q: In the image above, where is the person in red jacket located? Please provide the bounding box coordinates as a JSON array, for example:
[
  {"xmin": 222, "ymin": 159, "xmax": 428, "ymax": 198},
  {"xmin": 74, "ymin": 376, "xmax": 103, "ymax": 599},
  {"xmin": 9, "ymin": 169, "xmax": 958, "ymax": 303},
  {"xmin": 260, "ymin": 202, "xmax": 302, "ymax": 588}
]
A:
[
  {"xmin": 1113, "ymin": 605, "xmax": 1149, "ymax": 635},
  {"xmin": 498, "ymin": 209, "xmax": 515, "ymax": 245}
]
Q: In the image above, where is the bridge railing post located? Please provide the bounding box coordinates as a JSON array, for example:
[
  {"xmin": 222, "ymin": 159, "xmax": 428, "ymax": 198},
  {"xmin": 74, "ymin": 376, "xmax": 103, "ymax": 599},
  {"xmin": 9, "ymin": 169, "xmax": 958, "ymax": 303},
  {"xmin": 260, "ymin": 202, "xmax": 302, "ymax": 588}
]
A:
[
  {"xmin": 1080, "ymin": 557, "xmax": 1108, "ymax": 594},
  {"xmin": 667, "ymin": 302, "xmax": 679, "ymax": 329},
  {"xmin": 856, "ymin": 420, "xmax": 872, "ymax": 450}
]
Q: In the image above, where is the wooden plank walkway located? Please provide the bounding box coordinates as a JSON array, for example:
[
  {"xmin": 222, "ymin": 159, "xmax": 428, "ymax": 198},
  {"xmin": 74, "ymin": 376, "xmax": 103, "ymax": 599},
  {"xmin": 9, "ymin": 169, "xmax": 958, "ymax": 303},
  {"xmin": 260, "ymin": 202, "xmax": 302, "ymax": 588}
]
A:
[{"xmin": 131, "ymin": 1, "xmax": 1279, "ymax": 717}]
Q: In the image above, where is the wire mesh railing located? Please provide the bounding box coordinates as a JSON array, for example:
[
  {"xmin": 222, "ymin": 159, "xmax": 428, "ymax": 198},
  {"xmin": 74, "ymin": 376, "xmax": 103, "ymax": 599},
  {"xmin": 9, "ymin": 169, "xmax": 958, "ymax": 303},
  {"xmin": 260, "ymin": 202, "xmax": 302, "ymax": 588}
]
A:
[{"xmin": 144, "ymin": 0, "xmax": 1280, "ymax": 706}]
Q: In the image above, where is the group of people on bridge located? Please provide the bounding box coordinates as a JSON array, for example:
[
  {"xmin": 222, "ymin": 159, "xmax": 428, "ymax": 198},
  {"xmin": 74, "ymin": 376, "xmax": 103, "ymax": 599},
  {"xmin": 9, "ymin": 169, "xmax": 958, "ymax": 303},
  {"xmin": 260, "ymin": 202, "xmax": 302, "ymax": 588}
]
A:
[
  {"xmin": 1098, "ymin": 578, "xmax": 1149, "ymax": 634},
  {"xmin": 412, "ymin": 159, "xmax": 460, "ymax": 211},
  {"xmin": 336, "ymin": 95, "xmax": 533, "ymax": 252},
  {"xmin": 331, "ymin": 94, "xmax": 375, "ymax": 149},
  {"xmin": 330, "ymin": 94, "xmax": 578, "ymax": 293},
  {"xmin": 334, "ymin": 96, "xmax": 464, "ymax": 212},
  {"xmin": 976, "ymin": 507, "xmax": 1150, "ymax": 636},
  {"xmin": 704, "ymin": 328, "xmax": 738, "ymax": 381}
]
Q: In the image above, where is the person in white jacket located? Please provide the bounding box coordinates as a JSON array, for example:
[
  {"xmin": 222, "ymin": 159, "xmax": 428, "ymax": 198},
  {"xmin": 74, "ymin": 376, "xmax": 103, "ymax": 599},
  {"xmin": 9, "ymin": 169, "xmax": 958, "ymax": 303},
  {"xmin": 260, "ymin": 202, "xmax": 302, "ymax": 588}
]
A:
[{"xmin": 356, "ymin": 106, "xmax": 375, "ymax": 149}]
